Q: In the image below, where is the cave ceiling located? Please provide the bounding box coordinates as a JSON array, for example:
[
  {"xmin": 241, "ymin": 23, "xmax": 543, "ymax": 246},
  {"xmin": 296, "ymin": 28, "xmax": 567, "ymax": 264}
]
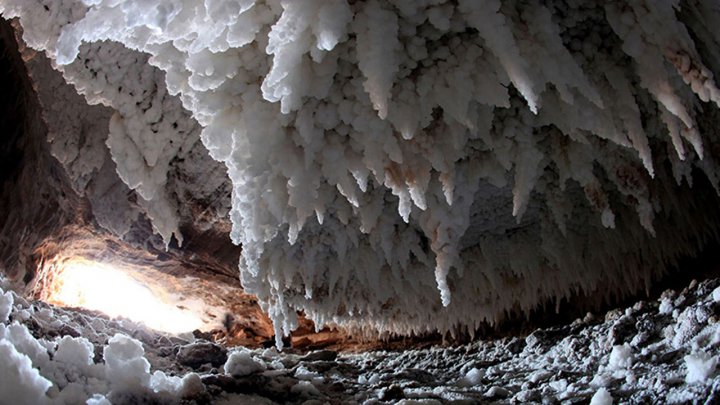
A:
[{"xmin": 1, "ymin": 1, "xmax": 720, "ymax": 347}]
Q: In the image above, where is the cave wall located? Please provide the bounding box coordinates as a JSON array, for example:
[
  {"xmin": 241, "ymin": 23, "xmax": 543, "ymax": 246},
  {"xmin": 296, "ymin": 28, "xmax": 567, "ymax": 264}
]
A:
[
  {"xmin": 0, "ymin": 17, "xmax": 243, "ymax": 285},
  {"xmin": 0, "ymin": 18, "xmax": 88, "ymax": 284},
  {"xmin": 0, "ymin": 18, "xmax": 284, "ymax": 343}
]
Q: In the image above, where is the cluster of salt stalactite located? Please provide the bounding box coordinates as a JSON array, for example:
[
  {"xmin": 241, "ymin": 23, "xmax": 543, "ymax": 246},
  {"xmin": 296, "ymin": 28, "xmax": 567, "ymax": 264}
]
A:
[{"xmin": 4, "ymin": 0, "xmax": 720, "ymax": 345}]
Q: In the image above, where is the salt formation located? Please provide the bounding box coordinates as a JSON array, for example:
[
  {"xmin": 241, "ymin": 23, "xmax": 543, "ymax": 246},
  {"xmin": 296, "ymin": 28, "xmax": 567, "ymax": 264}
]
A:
[
  {"xmin": 1, "ymin": 274, "xmax": 719, "ymax": 403},
  {"xmin": 0, "ymin": 282, "xmax": 207, "ymax": 404},
  {"xmin": 4, "ymin": 0, "xmax": 720, "ymax": 343},
  {"xmin": 224, "ymin": 348, "xmax": 267, "ymax": 377}
]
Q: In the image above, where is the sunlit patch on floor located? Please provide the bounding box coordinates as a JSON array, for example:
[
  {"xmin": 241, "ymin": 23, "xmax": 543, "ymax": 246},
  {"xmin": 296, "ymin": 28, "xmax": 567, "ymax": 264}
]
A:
[{"xmin": 45, "ymin": 258, "xmax": 207, "ymax": 334}]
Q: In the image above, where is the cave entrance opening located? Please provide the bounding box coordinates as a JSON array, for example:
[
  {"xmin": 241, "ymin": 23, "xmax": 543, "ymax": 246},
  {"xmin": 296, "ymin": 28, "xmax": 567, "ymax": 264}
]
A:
[
  {"xmin": 46, "ymin": 258, "xmax": 205, "ymax": 334},
  {"xmin": 35, "ymin": 253, "xmax": 221, "ymax": 336}
]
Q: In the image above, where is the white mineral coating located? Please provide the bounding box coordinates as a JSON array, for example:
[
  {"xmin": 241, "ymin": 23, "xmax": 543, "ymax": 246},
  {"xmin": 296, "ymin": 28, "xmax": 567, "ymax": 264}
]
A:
[
  {"xmin": 224, "ymin": 348, "xmax": 267, "ymax": 377},
  {"xmin": 608, "ymin": 344, "xmax": 634, "ymax": 370},
  {"xmin": 0, "ymin": 288, "xmax": 13, "ymax": 323},
  {"xmin": 0, "ymin": 340, "xmax": 52, "ymax": 405},
  {"xmin": 2, "ymin": 273, "xmax": 720, "ymax": 403},
  {"xmin": 589, "ymin": 387, "xmax": 613, "ymax": 405},
  {"xmin": 685, "ymin": 350, "xmax": 718, "ymax": 384},
  {"xmin": 4, "ymin": 0, "xmax": 720, "ymax": 344},
  {"xmin": 103, "ymin": 334, "xmax": 151, "ymax": 391}
]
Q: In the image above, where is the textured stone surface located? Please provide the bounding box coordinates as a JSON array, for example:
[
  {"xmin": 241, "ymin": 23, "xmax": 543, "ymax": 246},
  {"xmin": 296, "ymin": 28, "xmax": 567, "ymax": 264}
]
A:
[
  {"xmin": 176, "ymin": 342, "xmax": 228, "ymax": 369},
  {"xmin": 2, "ymin": 274, "xmax": 720, "ymax": 403}
]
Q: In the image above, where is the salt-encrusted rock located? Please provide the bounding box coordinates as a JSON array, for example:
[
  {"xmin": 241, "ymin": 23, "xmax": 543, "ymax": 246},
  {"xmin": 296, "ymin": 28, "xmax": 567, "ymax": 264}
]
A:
[
  {"xmin": 485, "ymin": 385, "xmax": 512, "ymax": 398},
  {"xmin": 224, "ymin": 348, "xmax": 267, "ymax": 377},
  {"xmin": 0, "ymin": 289, "xmax": 12, "ymax": 323},
  {"xmin": 176, "ymin": 342, "xmax": 228, "ymax": 369},
  {"xmin": 379, "ymin": 384, "xmax": 404, "ymax": 401},
  {"xmin": 0, "ymin": 275, "xmax": 718, "ymax": 403},
  {"xmin": 300, "ymin": 349, "xmax": 337, "ymax": 363}
]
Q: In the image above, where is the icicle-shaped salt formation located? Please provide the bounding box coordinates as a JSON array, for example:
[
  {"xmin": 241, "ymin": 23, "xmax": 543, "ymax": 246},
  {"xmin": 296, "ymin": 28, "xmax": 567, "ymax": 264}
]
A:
[{"xmin": 5, "ymin": 0, "xmax": 720, "ymax": 346}]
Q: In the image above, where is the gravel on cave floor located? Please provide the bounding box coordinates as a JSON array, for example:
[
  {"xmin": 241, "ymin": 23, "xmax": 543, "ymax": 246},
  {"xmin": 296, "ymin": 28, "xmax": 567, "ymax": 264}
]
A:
[{"xmin": 1, "ymin": 276, "xmax": 720, "ymax": 404}]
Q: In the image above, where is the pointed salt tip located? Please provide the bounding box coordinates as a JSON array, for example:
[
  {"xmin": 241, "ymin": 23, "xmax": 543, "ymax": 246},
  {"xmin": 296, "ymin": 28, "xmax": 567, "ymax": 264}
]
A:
[
  {"xmin": 676, "ymin": 151, "xmax": 686, "ymax": 161},
  {"xmin": 399, "ymin": 203, "xmax": 411, "ymax": 223},
  {"xmin": 512, "ymin": 203, "xmax": 525, "ymax": 223},
  {"xmin": 642, "ymin": 160, "xmax": 655, "ymax": 179},
  {"xmin": 374, "ymin": 103, "xmax": 388, "ymax": 120},
  {"xmin": 528, "ymin": 102, "xmax": 539, "ymax": 115},
  {"xmin": 436, "ymin": 274, "xmax": 452, "ymax": 306},
  {"xmin": 601, "ymin": 209, "xmax": 615, "ymax": 229},
  {"xmin": 288, "ymin": 226, "xmax": 299, "ymax": 245},
  {"xmin": 695, "ymin": 145, "xmax": 705, "ymax": 160}
]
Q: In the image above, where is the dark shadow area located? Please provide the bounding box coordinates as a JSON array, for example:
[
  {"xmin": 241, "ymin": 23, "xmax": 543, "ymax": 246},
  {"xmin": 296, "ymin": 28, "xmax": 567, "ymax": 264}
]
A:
[
  {"xmin": 0, "ymin": 20, "xmax": 25, "ymax": 186},
  {"xmin": 0, "ymin": 18, "xmax": 85, "ymax": 281}
]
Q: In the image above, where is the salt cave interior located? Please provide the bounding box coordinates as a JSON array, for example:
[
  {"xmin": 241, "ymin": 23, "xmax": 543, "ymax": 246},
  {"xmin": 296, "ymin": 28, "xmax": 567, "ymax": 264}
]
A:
[{"xmin": 1, "ymin": 0, "xmax": 720, "ymax": 403}]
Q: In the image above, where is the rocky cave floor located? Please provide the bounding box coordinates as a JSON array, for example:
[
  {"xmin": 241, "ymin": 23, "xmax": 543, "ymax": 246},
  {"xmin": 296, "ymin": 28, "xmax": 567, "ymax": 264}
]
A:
[{"xmin": 2, "ymin": 276, "xmax": 720, "ymax": 404}]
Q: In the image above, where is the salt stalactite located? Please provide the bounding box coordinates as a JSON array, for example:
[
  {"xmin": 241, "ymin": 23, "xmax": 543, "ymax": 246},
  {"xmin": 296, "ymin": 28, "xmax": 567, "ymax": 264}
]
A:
[{"xmin": 4, "ymin": 0, "xmax": 720, "ymax": 345}]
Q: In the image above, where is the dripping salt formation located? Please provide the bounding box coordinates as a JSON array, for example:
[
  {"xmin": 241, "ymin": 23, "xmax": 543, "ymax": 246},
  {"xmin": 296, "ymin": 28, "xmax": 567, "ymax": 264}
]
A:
[{"xmin": 4, "ymin": 0, "xmax": 720, "ymax": 347}]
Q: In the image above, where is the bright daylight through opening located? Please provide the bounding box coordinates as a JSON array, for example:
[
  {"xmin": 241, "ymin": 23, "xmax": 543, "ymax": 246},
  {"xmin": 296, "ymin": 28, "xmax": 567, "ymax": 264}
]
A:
[{"xmin": 47, "ymin": 259, "xmax": 205, "ymax": 334}]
